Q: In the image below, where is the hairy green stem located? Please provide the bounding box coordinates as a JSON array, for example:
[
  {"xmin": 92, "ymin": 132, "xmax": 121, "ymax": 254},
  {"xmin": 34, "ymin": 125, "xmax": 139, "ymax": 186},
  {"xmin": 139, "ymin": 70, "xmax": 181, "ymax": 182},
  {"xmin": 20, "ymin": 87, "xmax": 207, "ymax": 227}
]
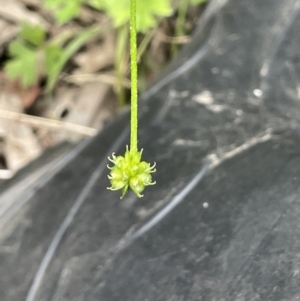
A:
[
  {"xmin": 130, "ymin": 0, "xmax": 138, "ymax": 152},
  {"xmin": 107, "ymin": 0, "xmax": 156, "ymax": 198}
]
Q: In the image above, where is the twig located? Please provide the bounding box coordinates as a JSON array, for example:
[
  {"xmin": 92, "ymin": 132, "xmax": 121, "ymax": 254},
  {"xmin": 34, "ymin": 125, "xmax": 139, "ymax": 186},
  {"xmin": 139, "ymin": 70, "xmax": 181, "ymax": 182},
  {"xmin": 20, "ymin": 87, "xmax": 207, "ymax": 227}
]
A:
[
  {"xmin": 0, "ymin": 169, "xmax": 13, "ymax": 179},
  {"xmin": 0, "ymin": 109, "xmax": 97, "ymax": 136},
  {"xmin": 156, "ymin": 30, "xmax": 190, "ymax": 44},
  {"xmin": 63, "ymin": 73, "xmax": 130, "ymax": 88}
]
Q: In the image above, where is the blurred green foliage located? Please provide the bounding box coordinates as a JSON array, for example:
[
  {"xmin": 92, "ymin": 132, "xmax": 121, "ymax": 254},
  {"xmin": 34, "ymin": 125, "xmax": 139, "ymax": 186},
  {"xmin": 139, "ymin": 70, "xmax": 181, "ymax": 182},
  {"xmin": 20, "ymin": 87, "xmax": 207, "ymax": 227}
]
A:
[{"xmin": 4, "ymin": 0, "xmax": 208, "ymax": 95}]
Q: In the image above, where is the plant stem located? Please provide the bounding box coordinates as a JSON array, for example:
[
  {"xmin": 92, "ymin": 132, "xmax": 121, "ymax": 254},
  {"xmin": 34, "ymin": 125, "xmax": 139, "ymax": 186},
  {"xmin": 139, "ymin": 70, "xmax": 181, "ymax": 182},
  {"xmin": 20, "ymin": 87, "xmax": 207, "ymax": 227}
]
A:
[
  {"xmin": 172, "ymin": 0, "xmax": 189, "ymax": 56},
  {"xmin": 130, "ymin": 0, "xmax": 138, "ymax": 152},
  {"xmin": 177, "ymin": 0, "xmax": 189, "ymax": 37},
  {"xmin": 116, "ymin": 25, "xmax": 128, "ymax": 106},
  {"xmin": 137, "ymin": 28, "xmax": 156, "ymax": 63}
]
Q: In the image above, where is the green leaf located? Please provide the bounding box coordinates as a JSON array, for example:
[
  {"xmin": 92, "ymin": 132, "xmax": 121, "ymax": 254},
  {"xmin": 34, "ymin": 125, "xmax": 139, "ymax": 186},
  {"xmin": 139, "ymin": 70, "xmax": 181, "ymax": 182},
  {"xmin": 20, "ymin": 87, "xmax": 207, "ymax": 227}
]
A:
[
  {"xmin": 93, "ymin": 0, "xmax": 173, "ymax": 32},
  {"xmin": 5, "ymin": 40, "xmax": 39, "ymax": 87},
  {"xmin": 136, "ymin": 0, "xmax": 173, "ymax": 32},
  {"xmin": 20, "ymin": 22, "xmax": 46, "ymax": 47},
  {"xmin": 44, "ymin": 0, "xmax": 84, "ymax": 24}
]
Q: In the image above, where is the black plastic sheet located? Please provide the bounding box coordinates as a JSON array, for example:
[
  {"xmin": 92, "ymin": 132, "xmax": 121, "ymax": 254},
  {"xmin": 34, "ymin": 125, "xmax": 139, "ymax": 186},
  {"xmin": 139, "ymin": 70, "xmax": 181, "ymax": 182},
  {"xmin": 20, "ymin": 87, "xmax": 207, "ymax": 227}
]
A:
[{"xmin": 2, "ymin": 0, "xmax": 300, "ymax": 300}]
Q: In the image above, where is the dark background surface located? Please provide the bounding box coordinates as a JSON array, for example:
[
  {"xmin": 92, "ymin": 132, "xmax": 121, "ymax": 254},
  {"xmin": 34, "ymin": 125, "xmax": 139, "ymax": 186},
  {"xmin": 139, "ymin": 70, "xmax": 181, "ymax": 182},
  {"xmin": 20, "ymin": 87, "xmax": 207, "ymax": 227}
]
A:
[{"xmin": 1, "ymin": 0, "xmax": 300, "ymax": 300}]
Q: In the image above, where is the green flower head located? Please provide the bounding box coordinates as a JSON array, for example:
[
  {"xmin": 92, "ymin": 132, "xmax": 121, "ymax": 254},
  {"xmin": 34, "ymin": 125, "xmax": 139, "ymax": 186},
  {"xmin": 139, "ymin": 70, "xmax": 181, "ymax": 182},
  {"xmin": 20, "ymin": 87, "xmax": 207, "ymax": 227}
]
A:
[{"xmin": 107, "ymin": 146, "xmax": 156, "ymax": 198}]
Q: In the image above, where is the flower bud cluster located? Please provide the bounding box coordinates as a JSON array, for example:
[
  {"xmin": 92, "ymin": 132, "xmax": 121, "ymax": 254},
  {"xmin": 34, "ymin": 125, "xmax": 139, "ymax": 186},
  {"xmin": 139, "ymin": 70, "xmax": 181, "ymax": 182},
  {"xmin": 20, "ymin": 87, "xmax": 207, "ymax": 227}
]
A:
[{"xmin": 107, "ymin": 146, "xmax": 156, "ymax": 198}]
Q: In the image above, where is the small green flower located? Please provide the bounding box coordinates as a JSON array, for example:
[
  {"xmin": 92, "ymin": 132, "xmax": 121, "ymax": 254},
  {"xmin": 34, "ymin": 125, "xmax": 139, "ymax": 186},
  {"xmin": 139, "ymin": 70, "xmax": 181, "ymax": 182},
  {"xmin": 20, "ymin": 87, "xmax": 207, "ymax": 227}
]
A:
[{"xmin": 107, "ymin": 146, "xmax": 156, "ymax": 198}]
